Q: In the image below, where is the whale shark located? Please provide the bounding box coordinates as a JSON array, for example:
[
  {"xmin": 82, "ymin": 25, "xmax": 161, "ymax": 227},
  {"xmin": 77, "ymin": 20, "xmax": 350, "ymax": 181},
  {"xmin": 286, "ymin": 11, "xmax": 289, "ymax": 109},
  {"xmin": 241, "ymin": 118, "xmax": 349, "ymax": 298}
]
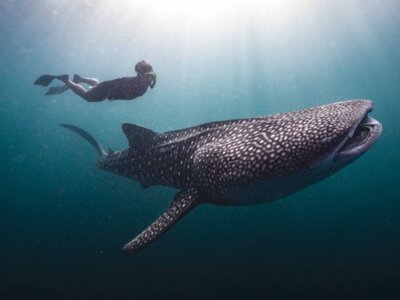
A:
[{"xmin": 61, "ymin": 99, "xmax": 382, "ymax": 254}]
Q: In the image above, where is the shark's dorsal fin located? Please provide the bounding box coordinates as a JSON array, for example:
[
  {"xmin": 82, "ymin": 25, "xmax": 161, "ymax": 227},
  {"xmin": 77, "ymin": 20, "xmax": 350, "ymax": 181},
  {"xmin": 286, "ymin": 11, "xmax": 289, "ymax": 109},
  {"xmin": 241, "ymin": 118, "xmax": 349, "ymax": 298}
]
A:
[
  {"xmin": 122, "ymin": 189, "xmax": 200, "ymax": 254},
  {"xmin": 122, "ymin": 123, "xmax": 157, "ymax": 150}
]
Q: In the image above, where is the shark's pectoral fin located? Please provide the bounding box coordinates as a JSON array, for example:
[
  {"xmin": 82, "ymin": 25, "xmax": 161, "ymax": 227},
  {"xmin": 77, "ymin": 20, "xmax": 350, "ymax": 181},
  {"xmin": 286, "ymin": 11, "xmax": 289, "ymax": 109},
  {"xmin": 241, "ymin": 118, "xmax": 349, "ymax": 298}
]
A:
[{"xmin": 122, "ymin": 188, "xmax": 200, "ymax": 254}]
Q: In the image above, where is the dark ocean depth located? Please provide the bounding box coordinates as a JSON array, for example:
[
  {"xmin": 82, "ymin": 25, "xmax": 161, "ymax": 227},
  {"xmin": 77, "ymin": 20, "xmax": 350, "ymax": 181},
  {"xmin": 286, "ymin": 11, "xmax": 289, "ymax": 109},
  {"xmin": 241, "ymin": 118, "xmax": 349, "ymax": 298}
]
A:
[{"xmin": 1, "ymin": 0, "xmax": 400, "ymax": 299}]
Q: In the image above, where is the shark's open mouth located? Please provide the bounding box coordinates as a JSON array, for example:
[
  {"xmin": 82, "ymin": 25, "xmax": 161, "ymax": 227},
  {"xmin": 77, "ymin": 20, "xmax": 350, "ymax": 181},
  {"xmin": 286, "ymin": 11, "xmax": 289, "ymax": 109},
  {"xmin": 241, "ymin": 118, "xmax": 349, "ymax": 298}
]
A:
[{"xmin": 335, "ymin": 112, "xmax": 382, "ymax": 162}]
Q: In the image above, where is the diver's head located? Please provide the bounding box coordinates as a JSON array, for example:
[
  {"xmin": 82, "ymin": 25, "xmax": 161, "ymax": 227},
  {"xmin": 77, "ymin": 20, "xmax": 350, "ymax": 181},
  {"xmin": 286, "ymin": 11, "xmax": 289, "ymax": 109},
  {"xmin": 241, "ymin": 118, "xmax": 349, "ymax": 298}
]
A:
[
  {"xmin": 135, "ymin": 60, "xmax": 153, "ymax": 76},
  {"xmin": 135, "ymin": 60, "xmax": 156, "ymax": 88}
]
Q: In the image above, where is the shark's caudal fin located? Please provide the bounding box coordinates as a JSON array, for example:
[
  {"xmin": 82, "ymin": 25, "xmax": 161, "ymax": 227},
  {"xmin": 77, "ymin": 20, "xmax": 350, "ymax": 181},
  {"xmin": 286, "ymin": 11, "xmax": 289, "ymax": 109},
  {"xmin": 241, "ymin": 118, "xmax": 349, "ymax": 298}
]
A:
[
  {"xmin": 60, "ymin": 124, "xmax": 107, "ymax": 157},
  {"xmin": 122, "ymin": 123, "xmax": 158, "ymax": 151},
  {"xmin": 122, "ymin": 189, "xmax": 200, "ymax": 254}
]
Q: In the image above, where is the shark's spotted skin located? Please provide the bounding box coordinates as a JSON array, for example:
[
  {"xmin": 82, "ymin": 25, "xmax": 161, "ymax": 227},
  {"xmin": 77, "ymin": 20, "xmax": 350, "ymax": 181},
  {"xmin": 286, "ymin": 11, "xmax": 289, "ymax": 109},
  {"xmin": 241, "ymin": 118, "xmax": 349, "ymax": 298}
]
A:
[{"xmin": 62, "ymin": 99, "xmax": 382, "ymax": 253}]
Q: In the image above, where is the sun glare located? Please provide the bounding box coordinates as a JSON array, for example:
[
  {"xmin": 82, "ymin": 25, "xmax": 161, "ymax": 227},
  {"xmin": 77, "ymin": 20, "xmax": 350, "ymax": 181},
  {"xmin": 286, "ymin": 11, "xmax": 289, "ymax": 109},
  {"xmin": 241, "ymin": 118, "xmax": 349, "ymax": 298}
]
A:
[
  {"xmin": 135, "ymin": 0, "xmax": 298, "ymax": 27},
  {"xmin": 138, "ymin": 0, "xmax": 236, "ymax": 20}
]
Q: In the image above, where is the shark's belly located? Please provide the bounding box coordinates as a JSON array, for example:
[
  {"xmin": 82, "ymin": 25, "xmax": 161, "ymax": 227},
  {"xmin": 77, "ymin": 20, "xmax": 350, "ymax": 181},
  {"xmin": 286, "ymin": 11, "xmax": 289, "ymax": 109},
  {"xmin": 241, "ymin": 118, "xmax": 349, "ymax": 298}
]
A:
[{"xmin": 215, "ymin": 167, "xmax": 336, "ymax": 206}]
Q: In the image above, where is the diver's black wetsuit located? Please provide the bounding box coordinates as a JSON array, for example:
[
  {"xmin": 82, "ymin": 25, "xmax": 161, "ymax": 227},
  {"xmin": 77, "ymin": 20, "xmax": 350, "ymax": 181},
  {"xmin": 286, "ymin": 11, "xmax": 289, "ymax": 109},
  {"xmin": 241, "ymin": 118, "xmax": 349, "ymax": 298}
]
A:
[
  {"xmin": 83, "ymin": 76, "xmax": 151, "ymax": 102},
  {"xmin": 34, "ymin": 60, "xmax": 156, "ymax": 102}
]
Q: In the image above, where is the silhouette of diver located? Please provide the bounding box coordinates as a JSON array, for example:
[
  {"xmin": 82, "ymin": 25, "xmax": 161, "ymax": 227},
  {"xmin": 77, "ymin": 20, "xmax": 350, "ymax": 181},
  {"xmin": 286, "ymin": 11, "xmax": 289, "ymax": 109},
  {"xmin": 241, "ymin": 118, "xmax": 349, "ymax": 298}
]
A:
[{"xmin": 34, "ymin": 60, "xmax": 156, "ymax": 102}]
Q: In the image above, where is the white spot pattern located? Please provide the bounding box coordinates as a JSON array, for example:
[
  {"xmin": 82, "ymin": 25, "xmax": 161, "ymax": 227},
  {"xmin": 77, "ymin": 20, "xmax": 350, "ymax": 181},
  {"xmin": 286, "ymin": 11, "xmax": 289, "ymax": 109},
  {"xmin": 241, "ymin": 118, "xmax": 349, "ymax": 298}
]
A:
[{"xmin": 99, "ymin": 100, "xmax": 372, "ymax": 199}]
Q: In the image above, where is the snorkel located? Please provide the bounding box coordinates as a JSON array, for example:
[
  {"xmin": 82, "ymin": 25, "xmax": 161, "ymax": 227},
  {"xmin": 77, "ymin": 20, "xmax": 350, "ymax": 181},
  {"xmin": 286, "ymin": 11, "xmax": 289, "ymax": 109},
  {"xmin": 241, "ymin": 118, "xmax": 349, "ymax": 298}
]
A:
[{"xmin": 144, "ymin": 71, "xmax": 156, "ymax": 89}]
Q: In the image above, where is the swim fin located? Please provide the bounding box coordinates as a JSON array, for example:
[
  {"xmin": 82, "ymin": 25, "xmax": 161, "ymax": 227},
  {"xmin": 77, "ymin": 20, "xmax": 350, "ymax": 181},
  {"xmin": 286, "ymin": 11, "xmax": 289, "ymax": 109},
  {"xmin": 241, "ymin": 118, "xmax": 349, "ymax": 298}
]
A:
[
  {"xmin": 45, "ymin": 85, "xmax": 69, "ymax": 95},
  {"xmin": 34, "ymin": 75, "xmax": 56, "ymax": 86},
  {"xmin": 34, "ymin": 74, "xmax": 69, "ymax": 86}
]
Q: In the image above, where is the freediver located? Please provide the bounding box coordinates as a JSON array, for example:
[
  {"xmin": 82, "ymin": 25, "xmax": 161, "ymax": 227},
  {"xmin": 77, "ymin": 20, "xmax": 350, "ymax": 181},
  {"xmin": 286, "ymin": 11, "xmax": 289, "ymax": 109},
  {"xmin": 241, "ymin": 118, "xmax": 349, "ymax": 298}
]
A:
[{"xmin": 34, "ymin": 60, "xmax": 156, "ymax": 102}]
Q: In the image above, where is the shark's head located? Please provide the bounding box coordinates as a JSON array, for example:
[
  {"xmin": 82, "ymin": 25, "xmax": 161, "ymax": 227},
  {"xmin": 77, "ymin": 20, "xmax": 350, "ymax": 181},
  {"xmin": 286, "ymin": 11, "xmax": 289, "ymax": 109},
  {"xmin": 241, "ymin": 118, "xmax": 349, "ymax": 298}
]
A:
[
  {"xmin": 216, "ymin": 99, "xmax": 382, "ymax": 205},
  {"xmin": 318, "ymin": 100, "xmax": 382, "ymax": 167}
]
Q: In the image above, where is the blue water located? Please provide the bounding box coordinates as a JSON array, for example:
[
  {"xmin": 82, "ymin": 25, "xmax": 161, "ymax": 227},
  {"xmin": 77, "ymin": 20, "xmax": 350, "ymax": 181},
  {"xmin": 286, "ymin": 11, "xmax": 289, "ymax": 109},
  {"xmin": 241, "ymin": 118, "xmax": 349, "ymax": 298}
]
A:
[{"xmin": 1, "ymin": 0, "xmax": 400, "ymax": 299}]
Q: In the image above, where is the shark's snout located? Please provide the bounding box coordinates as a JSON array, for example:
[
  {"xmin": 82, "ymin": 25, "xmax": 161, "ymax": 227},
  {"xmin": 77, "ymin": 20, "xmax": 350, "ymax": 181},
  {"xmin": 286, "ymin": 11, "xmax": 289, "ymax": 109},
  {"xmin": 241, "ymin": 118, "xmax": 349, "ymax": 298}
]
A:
[
  {"xmin": 334, "ymin": 101, "xmax": 382, "ymax": 163},
  {"xmin": 334, "ymin": 114, "xmax": 382, "ymax": 162}
]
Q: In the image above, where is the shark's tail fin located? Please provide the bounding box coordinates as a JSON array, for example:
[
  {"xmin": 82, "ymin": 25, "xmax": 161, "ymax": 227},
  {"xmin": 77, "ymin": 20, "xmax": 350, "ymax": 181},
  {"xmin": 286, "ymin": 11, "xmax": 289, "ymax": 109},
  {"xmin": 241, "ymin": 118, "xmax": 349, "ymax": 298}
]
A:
[{"xmin": 60, "ymin": 124, "xmax": 107, "ymax": 157}]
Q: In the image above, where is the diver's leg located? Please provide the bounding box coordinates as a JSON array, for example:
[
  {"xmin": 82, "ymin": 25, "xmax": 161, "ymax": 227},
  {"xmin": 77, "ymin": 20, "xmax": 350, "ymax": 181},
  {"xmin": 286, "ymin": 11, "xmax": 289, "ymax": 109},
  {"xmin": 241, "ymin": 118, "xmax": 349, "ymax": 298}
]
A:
[
  {"xmin": 45, "ymin": 74, "xmax": 88, "ymax": 96},
  {"xmin": 62, "ymin": 80, "xmax": 88, "ymax": 98},
  {"xmin": 73, "ymin": 74, "xmax": 100, "ymax": 86},
  {"xmin": 61, "ymin": 79, "xmax": 104, "ymax": 102},
  {"xmin": 45, "ymin": 74, "xmax": 91, "ymax": 96}
]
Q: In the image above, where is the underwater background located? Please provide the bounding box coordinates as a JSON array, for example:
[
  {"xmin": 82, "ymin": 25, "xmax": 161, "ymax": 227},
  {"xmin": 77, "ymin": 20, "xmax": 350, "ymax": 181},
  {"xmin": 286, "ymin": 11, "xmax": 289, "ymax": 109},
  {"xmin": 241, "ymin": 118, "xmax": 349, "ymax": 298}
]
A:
[{"xmin": 1, "ymin": 0, "xmax": 400, "ymax": 299}]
